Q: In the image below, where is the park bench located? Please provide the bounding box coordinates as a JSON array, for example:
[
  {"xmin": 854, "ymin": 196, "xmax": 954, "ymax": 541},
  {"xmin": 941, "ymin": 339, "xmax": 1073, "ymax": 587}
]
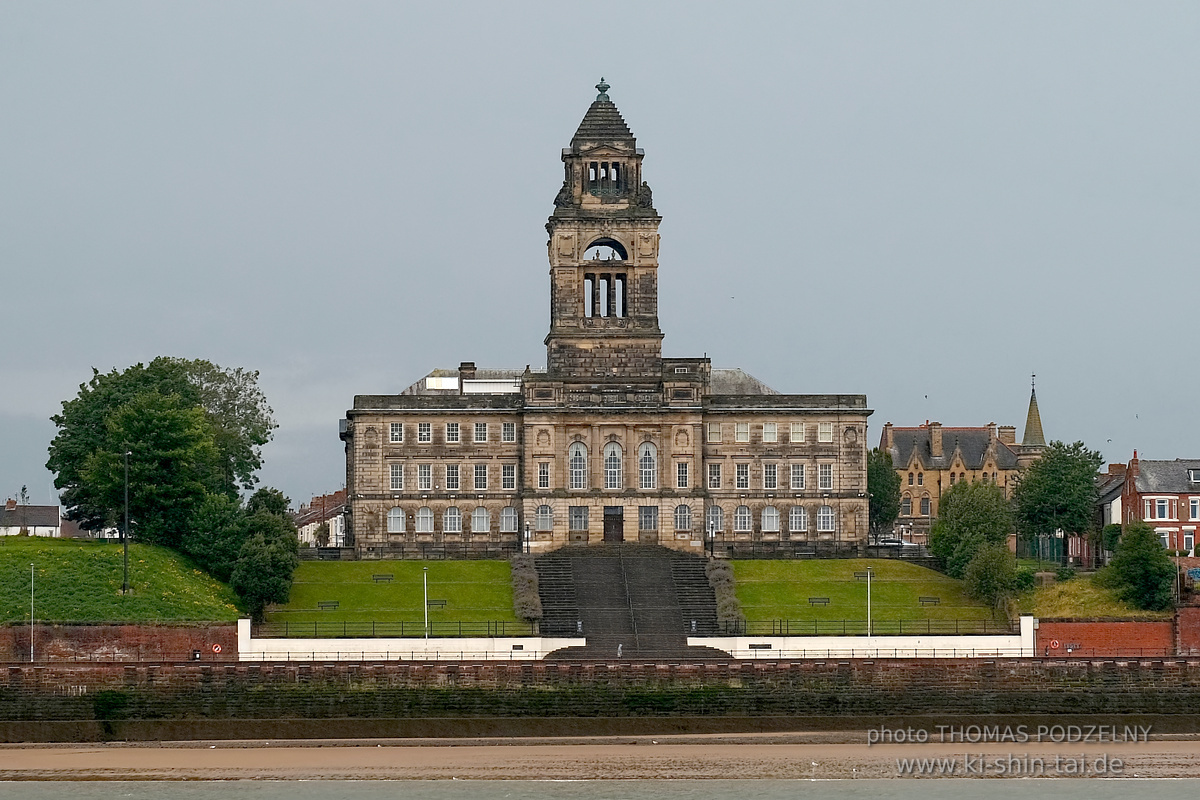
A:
[
  {"xmin": 427, "ymin": 600, "xmax": 447, "ymax": 609},
  {"xmin": 853, "ymin": 571, "xmax": 869, "ymax": 579},
  {"xmin": 317, "ymin": 601, "xmax": 339, "ymax": 611},
  {"xmin": 919, "ymin": 596, "xmax": 940, "ymax": 606},
  {"xmin": 808, "ymin": 597, "xmax": 830, "ymax": 606},
  {"xmin": 372, "ymin": 574, "xmax": 393, "ymax": 583}
]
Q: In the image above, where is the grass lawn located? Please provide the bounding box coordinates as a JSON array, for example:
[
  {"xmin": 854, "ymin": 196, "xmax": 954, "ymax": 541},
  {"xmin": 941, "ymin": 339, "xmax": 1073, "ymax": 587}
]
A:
[
  {"xmin": 0, "ymin": 537, "xmax": 240, "ymax": 623},
  {"xmin": 1017, "ymin": 575, "xmax": 1171, "ymax": 620},
  {"xmin": 733, "ymin": 559, "xmax": 996, "ymax": 624},
  {"xmin": 265, "ymin": 561, "xmax": 519, "ymax": 625}
]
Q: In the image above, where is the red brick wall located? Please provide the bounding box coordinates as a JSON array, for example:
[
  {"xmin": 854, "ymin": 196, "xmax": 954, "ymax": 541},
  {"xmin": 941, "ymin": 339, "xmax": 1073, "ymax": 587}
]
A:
[
  {"xmin": 1178, "ymin": 607, "xmax": 1200, "ymax": 656},
  {"xmin": 1035, "ymin": 619, "xmax": 1173, "ymax": 657},
  {"xmin": 0, "ymin": 624, "xmax": 237, "ymax": 662}
]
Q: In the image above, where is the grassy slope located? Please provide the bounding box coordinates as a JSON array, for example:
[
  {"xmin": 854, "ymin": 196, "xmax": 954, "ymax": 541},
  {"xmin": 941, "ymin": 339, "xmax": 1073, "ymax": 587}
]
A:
[
  {"xmin": 265, "ymin": 561, "xmax": 519, "ymax": 624},
  {"xmin": 0, "ymin": 537, "xmax": 240, "ymax": 623},
  {"xmin": 1018, "ymin": 576, "xmax": 1171, "ymax": 620},
  {"xmin": 733, "ymin": 559, "xmax": 994, "ymax": 622}
]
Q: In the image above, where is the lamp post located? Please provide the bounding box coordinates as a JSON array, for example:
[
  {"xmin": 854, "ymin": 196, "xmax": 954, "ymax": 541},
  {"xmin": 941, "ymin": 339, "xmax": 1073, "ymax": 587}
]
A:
[
  {"xmin": 423, "ymin": 566, "xmax": 429, "ymax": 639},
  {"xmin": 29, "ymin": 563, "xmax": 34, "ymax": 663},
  {"xmin": 706, "ymin": 514, "xmax": 715, "ymax": 558},
  {"xmin": 122, "ymin": 450, "xmax": 131, "ymax": 595},
  {"xmin": 523, "ymin": 522, "xmax": 531, "ymax": 554}
]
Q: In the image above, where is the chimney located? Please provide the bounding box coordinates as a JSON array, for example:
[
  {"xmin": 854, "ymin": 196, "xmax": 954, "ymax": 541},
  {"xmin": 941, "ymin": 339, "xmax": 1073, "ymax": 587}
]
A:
[
  {"xmin": 1107, "ymin": 464, "xmax": 1126, "ymax": 477},
  {"xmin": 997, "ymin": 426, "xmax": 1016, "ymax": 444},
  {"xmin": 929, "ymin": 422, "xmax": 943, "ymax": 458},
  {"xmin": 987, "ymin": 422, "xmax": 997, "ymax": 441},
  {"xmin": 458, "ymin": 361, "xmax": 476, "ymax": 395},
  {"xmin": 4, "ymin": 499, "xmax": 15, "ymax": 511},
  {"xmin": 883, "ymin": 422, "xmax": 894, "ymax": 450}
]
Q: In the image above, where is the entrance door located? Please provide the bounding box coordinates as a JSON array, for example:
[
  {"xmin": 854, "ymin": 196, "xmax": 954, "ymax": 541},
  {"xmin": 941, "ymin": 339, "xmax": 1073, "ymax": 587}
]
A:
[{"xmin": 603, "ymin": 507, "xmax": 624, "ymax": 543}]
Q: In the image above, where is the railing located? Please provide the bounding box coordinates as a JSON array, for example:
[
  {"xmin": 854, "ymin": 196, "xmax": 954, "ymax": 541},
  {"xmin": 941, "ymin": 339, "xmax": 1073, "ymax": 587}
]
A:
[
  {"xmin": 352, "ymin": 542, "xmax": 521, "ymax": 561},
  {"xmin": 715, "ymin": 618, "xmax": 1018, "ymax": 636},
  {"xmin": 254, "ymin": 620, "xmax": 536, "ymax": 638},
  {"xmin": 709, "ymin": 540, "xmax": 941, "ymax": 566}
]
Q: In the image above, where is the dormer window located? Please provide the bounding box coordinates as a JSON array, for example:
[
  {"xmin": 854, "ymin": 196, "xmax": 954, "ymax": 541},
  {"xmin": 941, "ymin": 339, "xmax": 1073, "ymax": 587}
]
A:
[{"xmin": 1189, "ymin": 469, "xmax": 1200, "ymax": 483}]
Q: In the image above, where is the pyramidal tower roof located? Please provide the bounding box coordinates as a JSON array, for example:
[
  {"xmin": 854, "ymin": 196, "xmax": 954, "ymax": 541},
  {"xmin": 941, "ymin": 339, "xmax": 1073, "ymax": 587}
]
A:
[
  {"xmin": 1022, "ymin": 376, "xmax": 1046, "ymax": 447},
  {"xmin": 570, "ymin": 78, "xmax": 636, "ymax": 150}
]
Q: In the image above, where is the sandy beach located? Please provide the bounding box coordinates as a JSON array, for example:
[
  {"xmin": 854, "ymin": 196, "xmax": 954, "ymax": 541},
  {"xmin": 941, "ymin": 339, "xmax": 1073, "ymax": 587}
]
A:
[{"xmin": 1, "ymin": 733, "xmax": 1197, "ymax": 780}]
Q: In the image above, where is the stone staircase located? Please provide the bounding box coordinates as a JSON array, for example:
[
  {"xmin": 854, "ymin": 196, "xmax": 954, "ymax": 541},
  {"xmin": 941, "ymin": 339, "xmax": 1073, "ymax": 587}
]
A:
[{"xmin": 533, "ymin": 550, "xmax": 580, "ymax": 637}]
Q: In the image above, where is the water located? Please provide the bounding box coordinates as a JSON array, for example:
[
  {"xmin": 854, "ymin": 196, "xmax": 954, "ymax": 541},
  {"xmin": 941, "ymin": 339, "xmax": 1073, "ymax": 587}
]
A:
[{"xmin": 3, "ymin": 781, "xmax": 1199, "ymax": 800}]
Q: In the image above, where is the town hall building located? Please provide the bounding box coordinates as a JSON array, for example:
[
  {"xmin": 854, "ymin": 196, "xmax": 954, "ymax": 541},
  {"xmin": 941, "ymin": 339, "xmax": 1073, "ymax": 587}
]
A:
[{"xmin": 341, "ymin": 81, "xmax": 871, "ymax": 557}]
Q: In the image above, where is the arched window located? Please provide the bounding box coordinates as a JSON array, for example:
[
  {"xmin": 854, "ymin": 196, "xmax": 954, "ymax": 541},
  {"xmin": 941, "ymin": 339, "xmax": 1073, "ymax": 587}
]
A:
[
  {"xmin": 639, "ymin": 442, "xmax": 658, "ymax": 489},
  {"xmin": 604, "ymin": 442, "xmax": 623, "ymax": 489},
  {"xmin": 500, "ymin": 507, "xmax": 518, "ymax": 532},
  {"xmin": 949, "ymin": 474, "xmax": 956, "ymax": 486},
  {"xmin": 707, "ymin": 505, "xmax": 724, "ymax": 532},
  {"xmin": 472, "ymin": 506, "xmax": 490, "ymax": 533},
  {"xmin": 568, "ymin": 442, "xmax": 588, "ymax": 489},
  {"xmin": 901, "ymin": 494, "xmax": 912, "ymax": 516},
  {"xmin": 908, "ymin": 472, "xmax": 914, "ymax": 486},
  {"xmin": 415, "ymin": 506, "xmax": 434, "ymax": 533},
  {"xmin": 387, "ymin": 507, "xmax": 405, "ymax": 533},
  {"xmin": 535, "ymin": 504, "xmax": 554, "ymax": 531},
  {"xmin": 789, "ymin": 506, "xmax": 807, "ymax": 533},
  {"xmin": 734, "ymin": 505, "xmax": 752, "ymax": 532},
  {"xmin": 762, "ymin": 505, "xmax": 780, "ymax": 532},
  {"xmin": 917, "ymin": 472, "xmax": 924, "ymax": 486},
  {"xmin": 444, "ymin": 506, "xmax": 462, "ymax": 533},
  {"xmin": 920, "ymin": 496, "xmax": 931, "ymax": 516},
  {"xmin": 674, "ymin": 504, "xmax": 692, "ymax": 531},
  {"xmin": 817, "ymin": 505, "xmax": 835, "ymax": 532}
]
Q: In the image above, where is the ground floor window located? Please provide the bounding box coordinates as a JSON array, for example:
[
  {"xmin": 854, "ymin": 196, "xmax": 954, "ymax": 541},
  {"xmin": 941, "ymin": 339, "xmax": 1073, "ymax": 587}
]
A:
[
  {"xmin": 416, "ymin": 506, "xmax": 434, "ymax": 533},
  {"xmin": 569, "ymin": 506, "xmax": 589, "ymax": 531},
  {"xmin": 535, "ymin": 505, "xmax": 553, "ymax": 531},
  {"xmin": 707, "ymin": 505, "xmax": 724, "ymax": 532},
  {"xmin": 639, "ymin": 506, "xmax": 659, "ymax": 531},
  {"xmin": 500, "ymin": 507, "xmax": 518, "ymax": 532},
  {"xmin": 789, "ymin": 506, "xmax": 806, "ymax": 533},
  {"xmin": 817, "ymin": 505, "xmax": 835, "ymax": 532},
  {"xmin": 387, "ymin": 507, "xmax": 405, "ymax": 533},
  {"xmin": 674, "ymin": 504, "xmax": 692, "ymax": 531},
  {"xmin": 734, "ymin": 505, "xmax": 752, "ymax": 532}
]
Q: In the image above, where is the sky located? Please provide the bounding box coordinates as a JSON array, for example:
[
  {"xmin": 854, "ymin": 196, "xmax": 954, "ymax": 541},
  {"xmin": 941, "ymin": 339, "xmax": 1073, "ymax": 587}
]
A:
[{"xmin": 2, "ymin": 2, "xmax": 1198, "ymax": 510}]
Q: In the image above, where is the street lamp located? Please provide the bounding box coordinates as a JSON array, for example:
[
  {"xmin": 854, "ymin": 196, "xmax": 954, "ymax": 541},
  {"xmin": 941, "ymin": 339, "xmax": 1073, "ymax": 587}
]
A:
[
  {"xmin": 706, "ymin": 514, "xmax": 715, "ymax": 558},
  {"xmin": 122, "ymin": 450, "xmax": 131, "ymax": 595},
  {"xmin": 523, "ymin": 522, "xmax": 531, "ymax": 554},
  {"xmin": 866, "ymin": 567, "xmax": 874, "ymax": 636},
  {"xmin": 423, "ymin": 566, "xmax": 429, "ymax": 639}
]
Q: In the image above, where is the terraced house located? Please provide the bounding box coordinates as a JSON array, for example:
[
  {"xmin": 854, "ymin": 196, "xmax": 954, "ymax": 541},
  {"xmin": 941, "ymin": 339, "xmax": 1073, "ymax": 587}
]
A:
[{"xmin": 342, "ymin": 81, "xmax": 870, "ymax": 558}]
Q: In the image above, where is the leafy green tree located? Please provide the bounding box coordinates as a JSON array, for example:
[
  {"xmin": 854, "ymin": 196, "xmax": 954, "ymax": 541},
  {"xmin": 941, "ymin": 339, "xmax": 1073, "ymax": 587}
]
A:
[
  {"xmin": 314, "ymin": 522, "xmax": 330, "ymax": 548},
  {"xmin": 47, "ymin": 357, "xmax": 276, "ymax": 532},
  {"xmin": 246, "ymin": 487, "xmax": 291, "ymax": 518},
  {"xmin": 185, "ymin": 494, "xmax": 250, "ymax": 582},
  {"xmin": 230, "ymin": 512, "xmax": 300, "ymax": 622},
  {"xmin": 867, "ymin": 448, "xmax": 901, "ymax": 540},
  {"xmin": 81, "ymin": 392, "xmax": 223, "ymax": 549},
  {"xmin": 1104, "ymin": 521, "xmax": 1176, "ymax": 611},
  {"xmin": 963, "ymin": 544, "xmax": 1019, "ymax": 612},
  {"xmin": 1013, "ymin": 441, "xmax": 1103, "ymax": 565},
  {"xmin": 929, "ymin": 479, "xmax": 1014, "ymax": 578}
]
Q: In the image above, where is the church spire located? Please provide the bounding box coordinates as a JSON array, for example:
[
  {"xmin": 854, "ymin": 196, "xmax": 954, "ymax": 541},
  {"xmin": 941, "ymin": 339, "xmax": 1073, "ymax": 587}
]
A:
[{"xmin": 1022, "ymin": 373, "xmax": 1046, "ymax": 447}]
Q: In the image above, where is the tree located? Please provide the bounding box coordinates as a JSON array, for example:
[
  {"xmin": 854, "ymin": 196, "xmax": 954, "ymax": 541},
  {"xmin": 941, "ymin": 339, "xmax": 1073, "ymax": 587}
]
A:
[
  {"xmin": 314, "ymin": 522, "xmax": 330, "ymax": 548},
  {"xmin": 80, "ymin": 392, "xmax": 224, "ymax": 549},
  {"xmin": 1013, "ymin": 440, "xmax": 1103, "ymax": 566},
  {"xmin": 963, "ymin": 544, "xmax": 1019, "ymax": 612},
  {"xmin": 230, "ymin": 511, "xmax": 300, "ymax": 622},
  {"xmin": 867, "ymin": 448, "xmax": 901, "ymax": 540},
  {"xmin": 185, "ymin": 494, "xmax": 250, "ymax": 582},
  {"xmin": 246, "ymin": 487, "xmax": 290, "ymax": 518},
  {"xmin": 929, "ymin": 480, "xmax": 1014, "ymax": 578},
  {"xmin": 1104, "ymin": 521, "xmax": 1176, "ymax": 611},
  {"xmin": 47, "ymin": 358, "xmax": 276, "ymax": 532}
]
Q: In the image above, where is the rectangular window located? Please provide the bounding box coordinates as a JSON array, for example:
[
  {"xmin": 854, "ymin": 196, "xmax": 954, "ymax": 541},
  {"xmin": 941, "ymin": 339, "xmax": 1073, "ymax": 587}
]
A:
[
  {"xmin": 502, "ymin": 464, "xmax": 516, "ymax": 490},
  {"xmin": 418, "ymin": 464, "xmax": 432, "ymax": 491},
  {"xmin": 445, "ymin": 464, "xmax": 459, "ymax": 490},
  {"xmin": 638, "ymin": 506, "xmax": 659, "ymax": 531},
  {"xmin": 446, "ymin": 422, "xmax": 460, "ymax": 443},
  {"xmin": 708, "ymin": 463, "xmax": 721, "ymax": 489},
  {"xmin": 706, "ymin": 422, "xmax": 722, "ymax": 443},
  {"xmin": 474, "ymin": 423, "xmax": 487, "ymax": 443},
  {"xmin": 474, "ymin": 464, "xmax": 487, "ymax": 490},
  {"xmin": 735, "ymin": 422, "xmax": 750, "ymax": 443},
  {"xmin": 762, "ymin": 422, "xmax": 777, "ymax": 443},
  {"xmin": 418, "ymin": 423, "xmax": 431, "ymax": 443},
  {"xmin": 736, "ymin": 463, "xmax": 749, "ymax": 490},
  {"xmin": 790, "ymin": 463, "xmax": 805, "ymax": 490},
  {"xmin": 817, "ymin": 505, "xmax": 835, "ymax": 532},
  {"xmin": 818, "ymin": 463, "xmax": 833, "ymax": 490},
  {"xmin": 1156, "ymin": 498, "xmax": 1169, "ymax": 520},
  {"xmin": 1192, "ymin": 499, "xmax": 1199, "ymax": 520},
  {"xmin": 763, "ymin": 463, "xmax": 777, "ymax": 490},
  {"xmin": 502, "ymin": 422, "xmax": 516, "ymax": 442},
  {"xmin": 818, "ymin": 422, "xmax": 833, "ymax": 443},
  {"xmin": 790, "ymin": 422, "xmax": 805, "ymax": 443},
  {"xmin": 389, "ymin": 423, "xmax": 404, "ymax": 443},
  {"xmin": 676, "ymin": 462, "xmax": 689, "ymax": 489},
  {"xmin": 389, "ymin": 464, "xmax": 403, "ymax": 491},
  {"xmin": 569, "ymin": 506, "xmax": 589, "ymax": 532},
  {"xmin": 538, "ymin": 462, "xmax": 550, "ymax": 490},
  {"xmin": 920, "ymin": 497, "xmax": 931, "ymax": 516},
  {"xmin": 500, "ymin": 507, "xmax": 518, "ymax": 532}
]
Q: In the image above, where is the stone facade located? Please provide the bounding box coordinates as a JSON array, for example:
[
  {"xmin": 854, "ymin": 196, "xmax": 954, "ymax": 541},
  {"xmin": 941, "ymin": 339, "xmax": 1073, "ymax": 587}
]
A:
[{"xmin": 342, "ymin": 82, "xmax": 871, "ymax": 557}]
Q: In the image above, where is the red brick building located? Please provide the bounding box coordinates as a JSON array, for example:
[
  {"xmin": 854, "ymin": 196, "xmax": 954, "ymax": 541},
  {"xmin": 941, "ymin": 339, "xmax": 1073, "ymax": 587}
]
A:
[{"xmin": 1122, "ymin": 452, "xmax": 1200, "ymax": 554}]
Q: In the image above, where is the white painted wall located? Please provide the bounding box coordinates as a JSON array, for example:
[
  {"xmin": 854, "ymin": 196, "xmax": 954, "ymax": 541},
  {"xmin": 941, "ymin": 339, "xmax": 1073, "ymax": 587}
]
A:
[
  {"xmin": 689, "ymin": 615, "xmax": 1035, "ymax": 659},
  {"xmin": 237, "ymin": 619, "xmax": 584, "ymax": 661}
]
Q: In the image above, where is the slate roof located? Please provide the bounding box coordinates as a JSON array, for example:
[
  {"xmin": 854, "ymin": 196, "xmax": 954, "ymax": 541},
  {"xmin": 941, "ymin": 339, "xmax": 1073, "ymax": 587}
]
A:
[
  {"xmin": 1096, "ymin": 471, "xmax": 1126, "ymax": 504},
  {"xmin": 1023, "ymin": 388, "xmax": 1046, "ymax": 447},
  {"xmin": 0, "ymin": 505, "xmax": 59, "ymax": 529},
  {"xmin": 888, "ymin": 428, "xmax": 1020, "ymax": 471},
  {"xmin": 1133, "ymin": 459, "xmax": 1200, "ymax": 494}
]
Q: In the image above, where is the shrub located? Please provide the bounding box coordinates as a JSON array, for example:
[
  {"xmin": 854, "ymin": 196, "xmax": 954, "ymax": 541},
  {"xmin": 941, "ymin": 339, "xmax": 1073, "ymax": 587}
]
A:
[
  {"xmin": 510, "ymin": 554, "xmax": 542, "ymax": 621},
  {"xmin": 1055, "ymin": 566, "xmax": 1076, "ymax": 582},
  {"xmin": 1014, "ymin": 567, "xmax": 1036, "ymax": 593},
  {"xmin": 1107, "ymin": 522, "xmax": 1176, "ymax": 611},
  {"xmin": 706, "ymin": 559, "xmax": 744, "ymax": 630},
  {"xmin": 962, "ymin": 545, "xmax": 1018, "ymax": 612}
]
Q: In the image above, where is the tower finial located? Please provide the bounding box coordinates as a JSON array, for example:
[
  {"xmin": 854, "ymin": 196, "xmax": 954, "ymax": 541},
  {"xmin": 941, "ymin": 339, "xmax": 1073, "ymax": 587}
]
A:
[
  {"xmin": 595, "ymin": 77, "xmax": 610, "ymax": 101},
  {"xmin": 1031, "ymin": 372, "xmax": 1036, "ymax": 392}
]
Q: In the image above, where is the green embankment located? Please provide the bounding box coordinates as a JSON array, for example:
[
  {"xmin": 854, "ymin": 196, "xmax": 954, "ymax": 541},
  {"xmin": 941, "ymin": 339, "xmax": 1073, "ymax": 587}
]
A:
[
  {"xmin": 0, "ymin": 537, "xmax": 240, "ymax": 623},
  {"xmin": 733, "ymin": 559, "xmax": 994, "ymax": 623},
  {"xmin": 1019, "ymin": 575, "xmax": 1171, "ymax": 619},
  {"xmin": 265, "ymin": 561, "xmax": 519, "ymax": 624}
]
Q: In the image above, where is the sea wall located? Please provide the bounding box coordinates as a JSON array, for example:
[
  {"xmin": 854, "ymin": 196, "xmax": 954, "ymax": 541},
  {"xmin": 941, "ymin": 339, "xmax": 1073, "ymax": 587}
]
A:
[
  {"xmin": 1034, "ymin": 619, "xmax": 1174, "ymax": 657},
  {"xmin": 1, "ymin": 623, "xmax": 237, "ymax": 663}
]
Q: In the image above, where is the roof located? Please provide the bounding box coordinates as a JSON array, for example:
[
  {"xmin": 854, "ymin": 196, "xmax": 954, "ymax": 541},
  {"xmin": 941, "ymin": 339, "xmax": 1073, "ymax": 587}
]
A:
[
  {"xmin": 1023, "ymin": 388, "xmax": 1046, "ymax": 447},
  {"xmin": 888, "ymin": 427, "xmax": 1020, "ymax": 472},
  {"xmin": 1096, "ymin": 471, "xmax": 1125, "ymax": 504},
  {"xmin": 0, "ymin": 505, "xmax": 60, "ymax": 529},
  {"xmin": 571, "ymin": 89, "xmax": 636, "ymax": 150},
  {"xmin": 710, "ymin": 368, "xmax": 779, "ymax": 396},
  {"xmin": 1133, "ymin": 459, "xmax": 1200, "ymax": 494}
]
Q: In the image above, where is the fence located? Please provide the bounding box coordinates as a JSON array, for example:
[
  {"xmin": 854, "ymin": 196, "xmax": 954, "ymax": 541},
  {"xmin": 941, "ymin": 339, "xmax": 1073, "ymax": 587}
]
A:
[
  {"xmin": 253, "ymin": 620, "xmax": 536, "ymax": 638},
  {"xmin": 316, "ymin": 542, "xmax": 522, "ymax": 561},
  {"xmin": 716, "ymin": 618, "xmax": 1016, "ymax": 636},
  {"xmin": 710, "ymin": 540, "xmax": 940, "ymax": 566}
]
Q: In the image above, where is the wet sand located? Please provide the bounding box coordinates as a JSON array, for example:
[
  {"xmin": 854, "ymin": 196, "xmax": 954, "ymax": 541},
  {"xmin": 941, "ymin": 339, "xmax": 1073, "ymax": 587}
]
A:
[{"xmin": 1, "ymin": 733, "xmax": 1198, "ymax": 780}]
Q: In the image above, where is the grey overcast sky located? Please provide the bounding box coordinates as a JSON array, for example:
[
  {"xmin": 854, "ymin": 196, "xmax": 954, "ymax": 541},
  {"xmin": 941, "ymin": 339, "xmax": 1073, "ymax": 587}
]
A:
[{"xmin": 2, "ymin": 2, "xmax": 1198, "ymax": 509}]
